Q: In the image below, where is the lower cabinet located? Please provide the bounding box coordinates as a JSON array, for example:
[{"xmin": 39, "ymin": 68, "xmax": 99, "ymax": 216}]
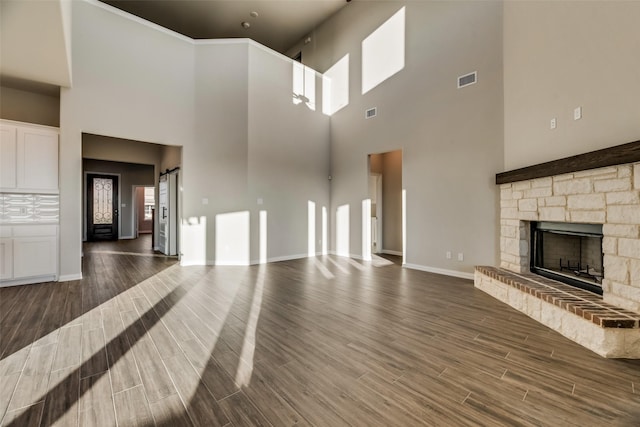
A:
[
  {"xmin": 0, "ymin": 224, "xmax": 58, "ymax": 286},
  {"xmin": 0, "ymin": 238, "xmax": 13, "ymax": 280}
]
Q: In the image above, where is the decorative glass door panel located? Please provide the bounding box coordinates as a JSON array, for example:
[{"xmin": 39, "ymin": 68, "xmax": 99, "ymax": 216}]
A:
[
  {"xmin": 93, "ymin": 177, "xmax": 113, "ymax": 225},
  {"xmin": 87, "ymin": 173, "xmax": 119, "ymax": 241}
]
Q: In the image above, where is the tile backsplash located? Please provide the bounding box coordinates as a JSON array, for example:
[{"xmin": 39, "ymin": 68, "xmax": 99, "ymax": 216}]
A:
[{"xmin": 0, "ymin": 193, "xmax": 60, "ymax": 223}]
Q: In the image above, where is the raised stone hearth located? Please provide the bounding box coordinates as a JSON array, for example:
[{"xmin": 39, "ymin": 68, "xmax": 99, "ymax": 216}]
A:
[
  {"xmin": 476, "ymin": 160, "xmax": 640, "ymax": 357},
  {"xmin": 475, "ymin": 266, "xmax": 640, "ymax": 358}
]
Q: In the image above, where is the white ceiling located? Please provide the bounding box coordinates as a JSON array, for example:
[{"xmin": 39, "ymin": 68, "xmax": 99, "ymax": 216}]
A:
[{"xmin": 100, "ymin": 0, "xmax": 351, "ymax": 54}]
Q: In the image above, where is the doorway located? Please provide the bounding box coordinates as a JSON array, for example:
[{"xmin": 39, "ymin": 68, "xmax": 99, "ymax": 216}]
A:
[
  {"xmin": 134, "ymin": 186, "xmax": 155, "ymax": 237},
  {"xmin": 86, "ymin": 173, "xmax": 119, "ymax": 241},
  {"xmin": 368, "ymin": 150, "xmax": 403, "ymax": 262}
]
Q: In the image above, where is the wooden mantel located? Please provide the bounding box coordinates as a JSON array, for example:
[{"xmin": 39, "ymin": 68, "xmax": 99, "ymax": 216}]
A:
[{"xmin": 496, "ymin": 140, "xmax": 640, "ymax": 185}]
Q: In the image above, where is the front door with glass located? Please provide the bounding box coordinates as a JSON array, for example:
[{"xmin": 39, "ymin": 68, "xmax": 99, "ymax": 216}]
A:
[{"xmin": 87, "ymin": 173, "xmax": 119, "ymax": 241}]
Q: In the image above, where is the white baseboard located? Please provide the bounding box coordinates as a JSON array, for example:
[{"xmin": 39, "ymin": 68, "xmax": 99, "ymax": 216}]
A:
[
  {"xmin": 381, "ymin": 249, "xmax": 403, "ymax": 256},
  {"xmin": 327, "ymin": 251, "xmax": 364, "ymax": 260},
  {"xmin": 262, "ymin": 253, "xmax": 309, "ymax": 264},
  {"xmin": 180, "ymin": 259, "xmax": 207, "ymax": 266},
  {"xmin": 58, "ymin": 273, "xmax": 83, "ymax": 282},
  {"xmin": 212, "ymin": 260, "xmax": 248, "ymax": 266},
  {"xmin": 206, "ymin": 253, "xmax": 313, "ymax": 266},
  {"xmin": 404, "ymin": 263, "xmax": 474, "ymax": 281},
  {"xmin": 119, "ymin": 235, "xmax": 135, "ymax": 240},
  {"xmin": 1, "ymin": 274, "xmax": 59, "ymax": 287}
]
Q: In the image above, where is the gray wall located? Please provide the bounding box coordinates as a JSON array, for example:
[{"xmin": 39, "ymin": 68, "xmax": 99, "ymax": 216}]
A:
[
  {"xmin": 503, "ymin": 1, "xmax": 640, "ymax": 170},
  {"xmin": 292, "ymin": 1, "xmax": 504, "ymax": 276},
  {"xmin": 83, "ymin": 159, "xmax": 155, "ymax": 239},
  {"xmin": 0, "ymin": 85, "xmax": 60, "ymax": 127}
]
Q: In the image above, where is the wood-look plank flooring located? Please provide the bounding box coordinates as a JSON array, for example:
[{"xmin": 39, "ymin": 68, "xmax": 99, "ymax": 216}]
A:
[{"xmin": 2, "ymin": 235, "xmax": 640, "ymax": 426}]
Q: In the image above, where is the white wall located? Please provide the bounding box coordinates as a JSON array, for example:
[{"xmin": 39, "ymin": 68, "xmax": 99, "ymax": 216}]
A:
[
  {"xmin": 294, "ymin": 1, "xmax": 504, "ymax": 276},
  {"xmin": 247, "ymin": 44, "xmax": 330, "ymax": 262},
  {"xmin": 57, "ymin": 1, "xmax": 331, "ymax": 274},
  {"xmin": 28, "ymin": 0, "xmax": 511, "ymax": 279},
  {"xmin": 187, "ymin": 41, "xmax": 249, "ymax": 265},
  {"xmin": 185, "ymin": 41, "xmax": 331, "ymax": 265},
  {"xmin": 59, "ymin": 0, "xmax": 194, "ymax": 278},
  {"xmin": 504, "ymin": 1, "xmax": 640, "ymax": 170}
]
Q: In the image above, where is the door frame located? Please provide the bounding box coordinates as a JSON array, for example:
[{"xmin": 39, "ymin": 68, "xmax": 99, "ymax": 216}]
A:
[
  {"xmin": 84, "ymin": 171, "xmax": 121, "ymax": 241},
  {"xmin": 367, "ymin": 150, "xmax": 404, "ymax": 262}
]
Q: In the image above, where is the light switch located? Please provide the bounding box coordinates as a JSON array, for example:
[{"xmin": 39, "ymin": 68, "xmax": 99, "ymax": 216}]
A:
[
  {"xmin": 202, "ymin": 198, "xmax": 209, "ymax": 205},
  {"xmin": 550, "ymin": 118, "xmax": 557, "ymax": 130},
  {"xmin": 574, "ymin": 107, "xmax": 582, "ymax": 120}
]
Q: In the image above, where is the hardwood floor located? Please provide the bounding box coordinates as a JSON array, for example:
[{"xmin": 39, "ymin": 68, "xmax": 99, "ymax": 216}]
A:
[{"xmin": 2, "ymin": 238, "xmax": 640, "ymax": 426}]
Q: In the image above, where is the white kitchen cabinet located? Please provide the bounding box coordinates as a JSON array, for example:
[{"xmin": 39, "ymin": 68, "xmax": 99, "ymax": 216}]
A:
[
  {"xmin": 0, "ymin": 225, "xmax": 58, "ymax": 286},
  {"xmin": 0, "ymin": 238, "xmax": 13, "ymax": 280},
  {"xmin": 0, "ymin": 120, "xmax": 59, "ymax": 193},
  {"xmin": 13, "ymin": 236, "xmax": 57, "ymax": 278},
  {"xmin": 0, "ymin": 124, "xmax": 17, "ymax": 189}
]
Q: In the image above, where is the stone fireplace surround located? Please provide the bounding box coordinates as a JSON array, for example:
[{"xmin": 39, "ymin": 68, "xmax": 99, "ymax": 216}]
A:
[{"xmin": 475, "ymin": 149, "xmax": 640, "ymax": 358}]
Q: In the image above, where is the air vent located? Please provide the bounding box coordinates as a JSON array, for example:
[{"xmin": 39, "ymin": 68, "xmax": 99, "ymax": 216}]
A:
[
  {"xmin": 457, "ymin": 71, "xmax": 477, "ymax": 88},
  {"xmin": 365, "ymin": 107, "xmax": 377, "ymax": 119}
]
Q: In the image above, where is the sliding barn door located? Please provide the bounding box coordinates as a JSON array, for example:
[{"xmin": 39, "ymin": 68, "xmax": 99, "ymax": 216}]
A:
[{"xmin": 158, "ymin": 172, "xmax": 178, "ymax": 255}]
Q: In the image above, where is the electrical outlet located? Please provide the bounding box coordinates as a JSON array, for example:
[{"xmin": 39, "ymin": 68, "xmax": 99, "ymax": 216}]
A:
[
  {"xmin": 457, "ymin": 252, "xmax": 464, "ymax": 261},
  {"xmin": 550, "ymin": 118, "xmax": 557, "ymax": 130},
  {"xmin": 446, "ymin": 251, "xmax": 452, "ymax": 259}
]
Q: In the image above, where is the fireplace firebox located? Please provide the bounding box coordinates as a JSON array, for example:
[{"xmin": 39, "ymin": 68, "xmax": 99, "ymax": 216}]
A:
[{"xmin": 530, "ymin": 221, "xmax": 604, "ymax": 295}]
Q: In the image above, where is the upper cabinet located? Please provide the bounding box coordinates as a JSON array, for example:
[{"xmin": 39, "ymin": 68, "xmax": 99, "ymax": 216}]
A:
[{"xmin": 0, "ymin": 120, "xmax": 59, "ymax": 193}]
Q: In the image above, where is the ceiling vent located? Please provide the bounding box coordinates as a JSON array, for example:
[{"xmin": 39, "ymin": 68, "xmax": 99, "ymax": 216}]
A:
[
  {"xmin": 457, "ymin": 71, "xmax": 477, "ymax": 88},
  {"xmin": 365, "ymin": 107, "xmax": 377, "ymax": 119}
]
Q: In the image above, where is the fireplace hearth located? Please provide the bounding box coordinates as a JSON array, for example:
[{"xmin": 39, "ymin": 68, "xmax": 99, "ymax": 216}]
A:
[
  {"xmin": 477, "ymin": 145, "xmax": 640, "ymax": 357},
  {"xmin": 530, "ymin": 221, "xmax": 604, "ymax": 295}
]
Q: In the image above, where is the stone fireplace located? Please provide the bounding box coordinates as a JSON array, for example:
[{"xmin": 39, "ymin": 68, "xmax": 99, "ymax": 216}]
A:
[
  {"xmin": 498, "ymin": 162, "xmax": 640, "ymax": 311},
  {"xmin": 475, "ymin": 147, "xmax": 640, "ymax": 358}
]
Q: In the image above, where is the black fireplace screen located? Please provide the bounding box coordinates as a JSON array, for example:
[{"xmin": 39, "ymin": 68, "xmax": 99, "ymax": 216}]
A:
[{"xmin": 531, "ymin": 221, "xmax": 604, "ymax": 295}]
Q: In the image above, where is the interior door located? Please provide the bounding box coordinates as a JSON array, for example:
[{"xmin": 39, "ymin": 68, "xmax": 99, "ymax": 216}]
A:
[{"xmin": 87, "ymin": 173, "xmax": 119, "ymax": 241}]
